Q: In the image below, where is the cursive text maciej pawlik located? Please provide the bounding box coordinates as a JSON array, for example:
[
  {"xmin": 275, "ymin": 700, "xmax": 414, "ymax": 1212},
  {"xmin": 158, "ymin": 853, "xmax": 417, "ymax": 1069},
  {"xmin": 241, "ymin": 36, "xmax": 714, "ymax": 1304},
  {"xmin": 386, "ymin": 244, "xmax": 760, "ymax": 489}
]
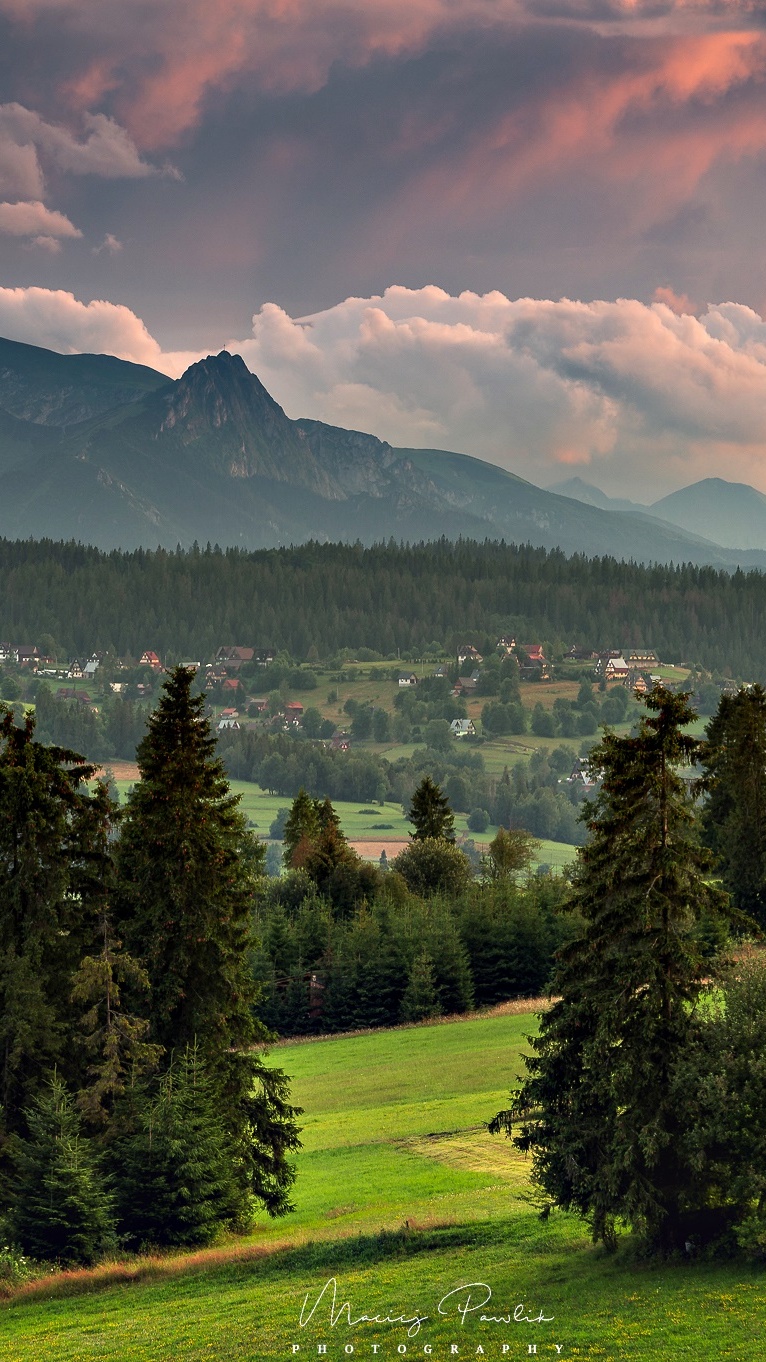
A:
[{"xmin": 298, "ymin": 1278, "xmax": 554, "ymax": 1339}]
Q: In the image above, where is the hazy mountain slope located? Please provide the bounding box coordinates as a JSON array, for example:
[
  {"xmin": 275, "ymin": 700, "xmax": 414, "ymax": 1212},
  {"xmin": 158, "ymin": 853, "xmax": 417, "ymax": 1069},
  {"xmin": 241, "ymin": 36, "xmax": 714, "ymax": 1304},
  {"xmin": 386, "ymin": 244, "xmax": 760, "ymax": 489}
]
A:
[
  {"xmin": 650, "ymin": 479, "xmax": 766, "ymax": 551},
  {"xmin": 0, "ymin": 335, "xmax": 167, "ymax": 427},
  {"xmin": 548, "ymin": 476, "xmax": 646, "ymax": 515}
]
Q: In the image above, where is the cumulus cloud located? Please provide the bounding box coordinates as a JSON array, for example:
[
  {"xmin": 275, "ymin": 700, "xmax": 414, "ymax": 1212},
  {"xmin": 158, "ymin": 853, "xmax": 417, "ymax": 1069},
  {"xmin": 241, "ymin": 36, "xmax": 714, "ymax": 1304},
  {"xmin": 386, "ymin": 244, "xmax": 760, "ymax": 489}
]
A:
[
  {"xmin": 0, "ymin": 286, "xmax": 198, "ymax": 373},
  {"xmin": 0, "ymin": 200, "xmax": 81, "ymax": 238},
  {"xmin": 92, "ymin": 232, "xmax": 123, "ymax": 254},
  {"xmin": 226, "ymin": 286, "xmax": 766, "ymax": 495},
  {"xmin": 7, "ymin": 283, "xmax": 766, "ymax": 497}
]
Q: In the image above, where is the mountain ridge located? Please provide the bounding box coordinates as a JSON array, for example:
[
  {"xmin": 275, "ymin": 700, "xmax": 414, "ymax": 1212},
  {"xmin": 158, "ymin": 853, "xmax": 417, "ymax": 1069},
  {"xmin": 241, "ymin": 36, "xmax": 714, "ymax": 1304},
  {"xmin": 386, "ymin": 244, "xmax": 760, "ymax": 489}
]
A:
[{"xmin": 0, "ymin": 334, "xmax": 764, "ymax": 567}]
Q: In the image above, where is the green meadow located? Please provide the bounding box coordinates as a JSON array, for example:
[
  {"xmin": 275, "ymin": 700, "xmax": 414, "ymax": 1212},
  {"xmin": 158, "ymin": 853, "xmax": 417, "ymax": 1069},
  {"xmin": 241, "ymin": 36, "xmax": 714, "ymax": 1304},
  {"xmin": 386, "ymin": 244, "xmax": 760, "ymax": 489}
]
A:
[{"xmin": 2, "ymin": 1010, "xmax": 763, "ymax": 1361}]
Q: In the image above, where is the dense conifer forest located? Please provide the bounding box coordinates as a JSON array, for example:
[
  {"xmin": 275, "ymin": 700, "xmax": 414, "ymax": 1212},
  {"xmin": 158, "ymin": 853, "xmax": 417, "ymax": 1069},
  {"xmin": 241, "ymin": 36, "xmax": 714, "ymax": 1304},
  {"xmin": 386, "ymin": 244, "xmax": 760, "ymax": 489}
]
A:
[{"xmin": 2, "ymin": 537, "xmax": 766, "ymax": 676}]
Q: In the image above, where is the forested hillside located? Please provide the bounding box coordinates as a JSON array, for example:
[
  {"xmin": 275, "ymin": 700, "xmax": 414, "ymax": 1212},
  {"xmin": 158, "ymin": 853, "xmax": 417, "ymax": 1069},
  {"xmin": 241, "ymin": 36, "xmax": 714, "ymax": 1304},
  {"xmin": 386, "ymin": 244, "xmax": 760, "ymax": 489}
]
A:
[{"xmin": 1, "ymin": 537, "xmax": 765, "ymax": 677}]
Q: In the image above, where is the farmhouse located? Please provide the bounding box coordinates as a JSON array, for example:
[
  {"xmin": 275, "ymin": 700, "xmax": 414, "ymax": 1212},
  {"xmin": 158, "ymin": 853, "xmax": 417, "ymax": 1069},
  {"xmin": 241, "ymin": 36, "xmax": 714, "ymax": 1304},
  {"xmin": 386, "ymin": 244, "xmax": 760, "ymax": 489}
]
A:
[
  {"xmin": 139, "ymin": 650, "xmax": 162, "ymax": 670},
  {"xmin": 398, "ymin": 672, "xmax": 417, "ymax": 687},
  {"xmin": 450, "ymin": 718, "xmax": 476, "ymax": 738}
]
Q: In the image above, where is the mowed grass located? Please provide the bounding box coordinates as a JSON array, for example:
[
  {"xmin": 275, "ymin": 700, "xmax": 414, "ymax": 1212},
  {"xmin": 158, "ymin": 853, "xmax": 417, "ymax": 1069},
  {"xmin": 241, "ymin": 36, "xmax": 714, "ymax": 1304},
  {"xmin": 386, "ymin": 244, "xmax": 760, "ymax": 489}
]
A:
[{"xmin": 3, "ymin": 1011, "xmax": 765, "ymax": 1361}]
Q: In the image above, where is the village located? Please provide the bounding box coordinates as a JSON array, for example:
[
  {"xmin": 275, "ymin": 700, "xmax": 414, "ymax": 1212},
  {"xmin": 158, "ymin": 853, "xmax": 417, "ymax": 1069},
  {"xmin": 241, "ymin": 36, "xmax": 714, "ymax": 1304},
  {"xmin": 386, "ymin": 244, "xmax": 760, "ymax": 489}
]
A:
[{"xmin": 0, "ymin": 637, "xmax": 679, "ymax": 745}]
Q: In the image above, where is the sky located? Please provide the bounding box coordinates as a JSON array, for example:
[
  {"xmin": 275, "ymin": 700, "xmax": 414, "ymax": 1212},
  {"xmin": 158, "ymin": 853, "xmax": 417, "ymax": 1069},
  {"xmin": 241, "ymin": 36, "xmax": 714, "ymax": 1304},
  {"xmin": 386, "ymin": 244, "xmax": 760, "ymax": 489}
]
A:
[{"xmin": 2, "ymin": 0, "xmax": 766, "ymax": 498}]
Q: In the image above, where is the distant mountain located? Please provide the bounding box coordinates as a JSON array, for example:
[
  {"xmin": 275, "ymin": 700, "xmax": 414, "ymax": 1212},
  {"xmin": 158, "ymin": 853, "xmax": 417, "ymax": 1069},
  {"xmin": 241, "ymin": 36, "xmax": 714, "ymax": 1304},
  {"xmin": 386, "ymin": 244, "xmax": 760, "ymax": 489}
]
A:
[
  {"xmin": 0, "ymin": 335, "xmax": 764, "ymax": 567},
  {"xmin": 649, "ymin": 479, "xmax": 766, "ymax": 552},
  {"xmin": 548, "ymin": 476, "xmax": 647, "ymax": 516}
]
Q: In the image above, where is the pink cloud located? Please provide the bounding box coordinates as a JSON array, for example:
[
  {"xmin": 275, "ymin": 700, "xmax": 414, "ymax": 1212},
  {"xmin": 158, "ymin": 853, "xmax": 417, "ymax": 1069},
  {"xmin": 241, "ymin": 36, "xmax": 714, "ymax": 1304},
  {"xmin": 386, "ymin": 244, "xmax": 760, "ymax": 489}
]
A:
[{"xmin": 0, "ymin": 199, "xmax": 81, "ymax": 238}]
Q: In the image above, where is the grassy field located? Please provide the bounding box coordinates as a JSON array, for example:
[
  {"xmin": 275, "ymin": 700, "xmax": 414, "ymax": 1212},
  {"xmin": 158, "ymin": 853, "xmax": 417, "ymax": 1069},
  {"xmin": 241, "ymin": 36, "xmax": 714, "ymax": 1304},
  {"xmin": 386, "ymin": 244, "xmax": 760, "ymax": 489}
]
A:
[{"xmin": 2, "ymin": 1009, "xmax": 764, "ymax": 1361}]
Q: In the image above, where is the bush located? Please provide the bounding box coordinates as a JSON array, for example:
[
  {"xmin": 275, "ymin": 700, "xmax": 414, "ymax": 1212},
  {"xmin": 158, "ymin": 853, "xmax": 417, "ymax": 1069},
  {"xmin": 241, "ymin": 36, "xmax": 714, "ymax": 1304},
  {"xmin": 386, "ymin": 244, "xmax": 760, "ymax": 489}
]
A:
[{"xmin": 467, "ymin": 807, "xmax": 490, "ymax": 833}]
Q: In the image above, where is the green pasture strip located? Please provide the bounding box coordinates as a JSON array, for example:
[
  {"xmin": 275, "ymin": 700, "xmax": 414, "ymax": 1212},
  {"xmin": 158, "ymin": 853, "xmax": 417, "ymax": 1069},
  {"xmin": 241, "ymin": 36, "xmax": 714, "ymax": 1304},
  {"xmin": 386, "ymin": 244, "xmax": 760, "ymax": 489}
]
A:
[
  {"xmin": 3, "ymin": 1222, "xmax": 763, "ymax": 1360},
  {"xmin": 3, "ymin": 1010, "xmax": 764, "ymax": 1359}
]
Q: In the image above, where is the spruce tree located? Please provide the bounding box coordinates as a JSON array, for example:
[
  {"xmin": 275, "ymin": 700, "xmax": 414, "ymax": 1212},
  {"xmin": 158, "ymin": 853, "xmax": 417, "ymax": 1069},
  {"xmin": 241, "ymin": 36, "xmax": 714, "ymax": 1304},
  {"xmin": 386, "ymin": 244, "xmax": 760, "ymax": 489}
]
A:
[
  {"xmin": 10, "ymin": 1072, "xmax": 114, "ymax": 1264},
  {"xmin": 408, "ymin": 776, "xmax": 455, "ymax": 841},
  {"xmin": 0, "ymin": 709, "xmax": 108, "ymax": 1133},
  {"xmin": 115, "ymin": 666, "xmax": 301, "ymax": 1221},
  {"xmin": 491, "ymin": 686, "xmax": 732, "ymax": 1253},
  {"xmin": 113, "ymin": 1045, "xmax": 238, "ymax": 1249},
  {"xmin": 399, "ymin": 951, "xmax": 442, "ymax": 1023},
  {"xmin": 700, "ymin": 685, "xmax": 766, "ymax": 929},
  {"xmin": 283, "ymin": 788, "xmax": 320, "ymax": 868}
]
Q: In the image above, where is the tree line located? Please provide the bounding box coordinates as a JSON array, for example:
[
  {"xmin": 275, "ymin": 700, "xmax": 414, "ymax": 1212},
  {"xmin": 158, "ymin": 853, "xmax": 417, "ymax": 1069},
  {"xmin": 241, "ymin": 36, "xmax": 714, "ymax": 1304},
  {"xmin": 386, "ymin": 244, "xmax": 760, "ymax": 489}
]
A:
[
  {"xmin": 0, "ymin": 669, "xmax": 300, "ymax": 1268},
  {"xmin": 492, "ymin": 684, "xmax": 766, "ymax": 1258},
  {"xmin": 2, "ymin": 536, "xmax": 766, "ymax": 675}
]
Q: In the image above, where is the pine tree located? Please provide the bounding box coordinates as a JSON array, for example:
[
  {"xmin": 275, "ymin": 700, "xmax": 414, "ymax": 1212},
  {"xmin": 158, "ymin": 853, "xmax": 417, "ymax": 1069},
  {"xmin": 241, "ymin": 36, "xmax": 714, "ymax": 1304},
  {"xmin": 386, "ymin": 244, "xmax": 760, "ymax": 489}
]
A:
[
  {"xmin": 491, "ymin": 686, "xmax": 732, "ymax": 1253},
  {"xmin": 10, "ymin": 1072, "xmax": 114, "ymax": 1264},
  {"xmin": 408, "ymin": 776, "xmax": 455, "ymax": 841},
  {"xmin": 700, "ymin": 685, "xmax": 766, "ymax": 929},
  {"xmin": 115, "ymin": 666, "xmax": 301, "ymax": 1221}
]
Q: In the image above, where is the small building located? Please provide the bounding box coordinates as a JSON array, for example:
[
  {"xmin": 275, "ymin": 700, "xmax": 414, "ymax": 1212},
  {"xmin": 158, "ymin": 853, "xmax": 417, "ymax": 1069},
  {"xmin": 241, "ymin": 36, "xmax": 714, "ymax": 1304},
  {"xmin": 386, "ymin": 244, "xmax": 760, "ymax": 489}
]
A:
[
  {"xmin": 68, "ymin": 659, "xmax": 84, "ymax": 680},
  {"xmin": 398, "ymin": 672, "xmax": 417, "ymax": 687},
  {"xmin": 255, "ymin": 649, "xmax": 276, "ymax": 666},
  {"xmin": 604, "ymin": 657, "xmax": 630, "ymax": 680},
  {"xmin": 496, "ymin": 635, "xmax": 516, "ymax": 655},
  {"xmin": 217, "ymin": 716, "xmax": 241, "ymax": 731},
  {"xmin": 139, "ymin": 650, "xmax": 162, "ymax": 670},
  {"xmin": 84, "ymin": 660, "xmax": 99, "ymax": 678},
  {"xmin": 450, "ymin": 718, "xmax": 476, "ymax": 738},
  {"xmin": 432, "ymin": 664, "xmax": 450, "ymax": 679},
  {"xmin": 457, "ymin": 645, "xmax": 483, "ymax": 665},
  {"xmin": 626, "ymin": 649, "xmax": 659, "ymax": 666},
  {"xmin": 249, "ymin": 697, "xmax": 268, "ymax": 713},
  {"xmin": 331, "ymin": 729, "xmax": 351, "ymax": 752},
  {"xmin": 17, "ymin": 646, "xmax": 40, "ymax": 669},
  {"xmin": 215, "ymin": 646, "xmax": 254, "ymax": 665}
]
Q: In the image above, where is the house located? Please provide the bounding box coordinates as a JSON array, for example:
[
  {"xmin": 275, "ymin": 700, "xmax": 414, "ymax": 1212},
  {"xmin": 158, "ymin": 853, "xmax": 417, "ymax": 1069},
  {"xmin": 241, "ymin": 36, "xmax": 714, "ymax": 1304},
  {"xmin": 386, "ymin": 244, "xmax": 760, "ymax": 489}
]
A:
[
  {"xmin": 215, "ymin": 646, "xmax": 254, "ymax": 665},
  {"xmin": 457, "ymin": 645, "xmax": 483, "ymax": 665},
  {"xmin": 433, "ymin": 664, "xmax": 449, "ymax": 679},
  {"xmin": 331, "ymin": 729, "xmax": 351, "ymax": 751},
  {"xmin": 254, "ymin": 649, "xmax": 276, "ymax": 667},
  {"xmin": 566, "ymin": 758, "xmax": 600, "ymax": 790},
  {"xmin": 83, "ymin": 660, "xmax": 99, "ymax": 678},
  {"xmin": 138, "ymin": 650, "xmax": 162, "ymax": 670},
  {"xmin": 398, "ymin": 672, "xmax": 417, "ymax": 687},
  {"xmin": 496, "ymin": 635, "xmax": 516, "ymax": 655},
  {"xmin": 17, "ymin": 646, "xmax": 40, "ymax": 669},
  {"xmin": 249, "ymin": 697, "xmax": 268, "ymax": 713},
  {"xmin": 0, "ymin": 644, "xmax": 11, "ymax": 662},
  {"xmin": 565, "ymin": 645, "xmax": 597, "ymax": 661},
  {"xmin": 222, "ymin": 677, "xmax": 242, "ymax": 696},
  {"xmin": 217, "ymin": 716, "xmax": 241, "ymax": 731},
  {"xmin": 626, "ymin": 649, "xmax": 659, "ymax": 666},
  {"xmin": 604, "ymin": 656, "xmax": 630, "ymax": 680},
  {"xmin": 522, "ymin": 644, "xmax": 546, "ymax": 663},
  {"xmin": 628, "ymin": 670, "xmax": 651, "ymax": 695},
  {"xmin": 450, "ymin": 718, "xmax": 476, "ymax": 738},
  {"xmin": 284, "ymin": 702, "xmax": 304, "ymax": 727},
  {"xmin": 67, "ymin": 659, "xmax": 84, "ymax": 679},
  {"xmin": 56, "ymin": 687, "xmax": 78, "ymax": 700},
  {"xmin": 453, "ymin": 675, "xmax": 478, "ymax": 696}
]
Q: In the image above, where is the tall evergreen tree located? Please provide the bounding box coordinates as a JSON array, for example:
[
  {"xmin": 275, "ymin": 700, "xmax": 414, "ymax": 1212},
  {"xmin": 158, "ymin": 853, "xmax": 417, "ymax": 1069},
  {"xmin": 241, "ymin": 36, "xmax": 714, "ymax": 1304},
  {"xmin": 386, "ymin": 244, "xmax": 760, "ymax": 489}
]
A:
[
  {"xmin": 115, "ymin": 666, "xmax": 301, "ymax": 1220},
  {"xmin": 491, "ymin": 686, "xmax": 732, "ymax": 1253},
  {"xmin": 113, "ymin": 1045, "xmax": 238, "ymax": 1249},
  {"xmin": 10, "ymin": 1072, "xmax": 114, "ymax": 1264},
  {"xmin": 0, "ymin": 709, "xmax": 107, "ymax": 1134},
  {"xmin": 700, "ymin": 685, "xmax": 766, "ymax": 929},
  {"xmin": 408, "ymin": 776, "xmax": 455, "ymax": 841}
]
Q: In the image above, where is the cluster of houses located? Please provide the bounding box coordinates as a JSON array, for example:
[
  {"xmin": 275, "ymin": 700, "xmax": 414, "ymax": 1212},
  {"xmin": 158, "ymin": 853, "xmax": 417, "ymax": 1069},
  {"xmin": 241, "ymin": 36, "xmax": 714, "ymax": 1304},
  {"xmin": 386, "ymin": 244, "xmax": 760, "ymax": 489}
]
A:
[{"xmin": 568, "ymin": 647, "xmax": 662, "ymax": 692}]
